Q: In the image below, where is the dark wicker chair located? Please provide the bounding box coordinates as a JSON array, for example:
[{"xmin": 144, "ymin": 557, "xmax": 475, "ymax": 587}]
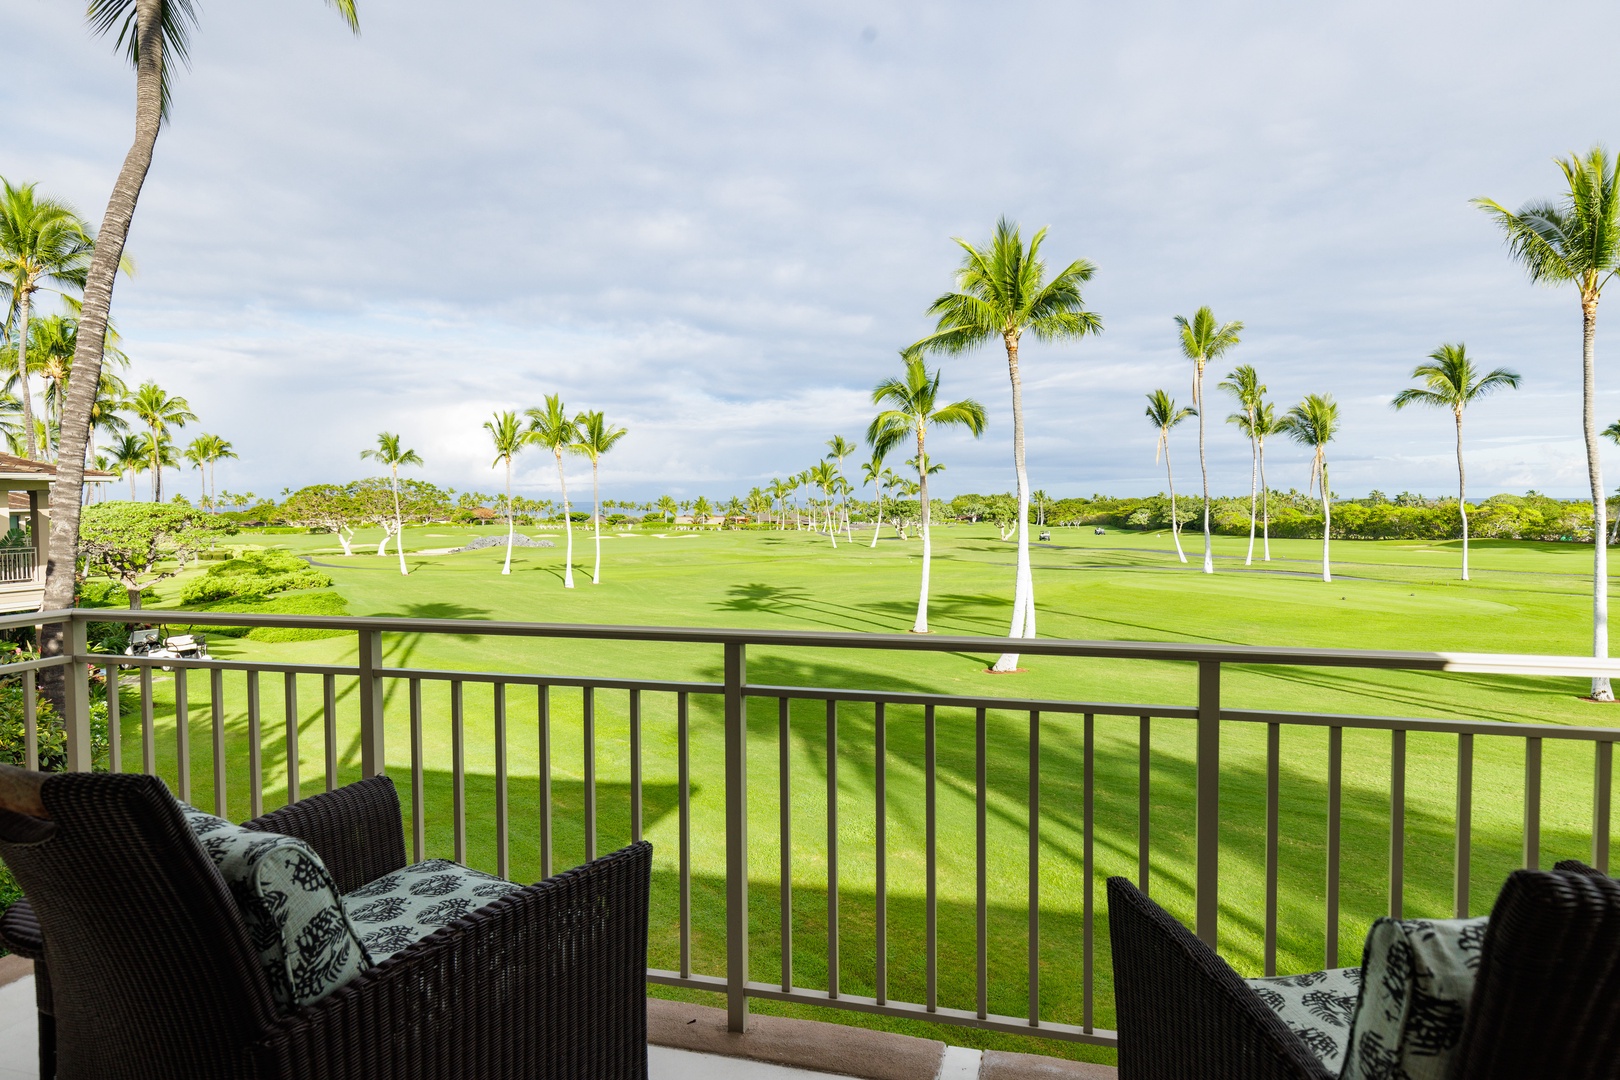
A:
[
  {"xmin": 1107, "ymin": 867, "xmax": 1620, "ymax": 1080},
  {"xmin": 0, "ymin": 765, "xmax": 651, "ymax": 1080}
]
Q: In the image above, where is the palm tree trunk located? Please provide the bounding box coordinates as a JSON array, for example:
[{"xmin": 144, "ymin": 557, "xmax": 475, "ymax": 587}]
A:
[
  {"xmin": 555, "ymin": 449, "xmax": 575, "ymax": 588},
  {"xmin": 1582, "ymin": 292, "xmax": 1613, "ymax": 699},
  {"xmin": 1167, "ymin": 442, "xmax": 1186, "ymax": 563},
  {"xmin": 591, "ymin": 460, "xmax": 602, "ymax": 584},
  {"xmin": 1260, "ymin": 438, "xmax": 1271, "ymax": 560},
  {"xmin": 1245, "ymin": 426, "xmax": 1258, "ymax": 565},
  {"xmin": 391, "ymin": 464, "xmax": 407, "ymax": 575},
  {"xmin": 127, "ymin": 469, "xmax": 136, "ymax": 501},
  {"xmin": 1455, "ymin": 410, "xmax": 1469, "ymax": 582},
  {"xmin": 502, "ymin": 457, "xmax": 514, "ymax": 575},
  {"xmin": 993, "ymin": 333, "xmax": 1034, "ymax": 673},
  {"xmin": 1196, "ymin": 361, "xmax": 1213, "ymax": 575},
  {"xmin": 14, "ymin": 288, "xmax": 34, "ymax": 461},
  {"xmin": 913, "ymin": 433, "xmax": 931, "ymax": 633},
  {"xmin": 828, "ymin": 493, "xmax": 837, "ymax": 548},
  {"xmin": 870, "ymin": 490, "xmax": 882, "ymax": 547},
  {"xmin": 1320, "ymin": 455, "xmax": 1332, "ymax": 583}
]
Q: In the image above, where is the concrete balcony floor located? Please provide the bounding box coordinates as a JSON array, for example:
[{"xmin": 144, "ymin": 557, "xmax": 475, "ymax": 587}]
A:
[{"xmin": 0, "ymin": 962, "xmax": 1115, "ymax": 1080}]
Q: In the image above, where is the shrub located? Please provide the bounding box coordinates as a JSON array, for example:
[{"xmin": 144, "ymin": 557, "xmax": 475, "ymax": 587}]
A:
[
  {"xmin": 179, "ymin": 549, "xmax": 333, "ymax": 604},
  {"xmin": 179, "ymin": 589, "xmax": 351, "ymax": 642}
]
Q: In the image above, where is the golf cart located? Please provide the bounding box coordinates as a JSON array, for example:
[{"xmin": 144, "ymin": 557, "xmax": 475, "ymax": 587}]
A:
[{"xmin": 125, "ymin": 626, "xmax": 211, "ymax": 664}]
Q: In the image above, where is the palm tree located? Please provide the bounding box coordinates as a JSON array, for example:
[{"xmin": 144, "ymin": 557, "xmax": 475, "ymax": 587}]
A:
[
  {"xmin": 106, "ymin": 433, "xmax": 144, "ymax": 500},
  {"xmin": 128, "ymin": 380, "xmax": 195, "ymax": 501},
  {"xmin": 1392, "ymin": 344, "xmax": 1521, "ymax": 581},
  {"xmin": 912, "ymin": 218, "xmax": 1100, "ymax": 671},
  {"xmin": 183, "ymin": 436, "xmax": 209, "ymax": 501},
  {"xmin": 826, "ymin": 435, "xmax": 856, "ymax": 542},
  {"xmin": 1218, "ymin": 364, "xmax": 1265, "ymax": 564},
  {"xmin": 807, "ymin": 460, "xmax": 839, "ymax": 547},
  {"xmin": 41, "ymin": 0, "xmax": 359, "ymax": 622},
  {"xmin": 359, "ymin": 431, "xmax": 421, "ymax": 576},
  {"xmin": 867, "ymin": 351, "xmax": 987, "ymax": 633},
  {"xmin": 1254, "ymin": 401, "xmax": 1286, "ymax": 560},
  {"xmin": 656, "ymin": 494, "xmax": 678, "ymax": 525},
  {"xmin": 202, "ymin": 434, "xmax": 236, "ymax": 503},
  {"xmin": 862, "ymin": 453, "xmax": 888, "ymax": 547},
  {"xmin": 1145, "ymin": 390, "xmax": 1196, "ymax": 563},
  {"xmin": 526, "ymin": 395, "xmax": 580, "ymax": 588},
  {"xmin": 766, "ymin": 478, "xmax": 789, "ymax": 529},
  {"xmin": 137, "ymin": 430, "xmax": 177, "ymax": 498},
  {"xmin": 1174, "ymin": 307, "xmax": 1244, "ymax": 574},
  {"xmin": 571, "ymin": 410, "xmax": 628, "ymax": 584},
  {"xmin": 0, "ymin": 181, "xmax": 94, "ymax": 459},
  {"xmin": 1281, "ymin": 394, "xmax": 1340, "ymax": 583},
  {"xmin": 484, "ymin": 410, "xmax": 525, "ymax": 575},
  {"xmin": 1476, "ymin": 147, "xmax": 1620, "ymax": 698}
]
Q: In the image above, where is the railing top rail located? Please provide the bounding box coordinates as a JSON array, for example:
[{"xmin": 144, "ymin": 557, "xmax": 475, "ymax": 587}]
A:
[{"xmin": 18, "ymin": 607, "xmax": 1620, "ymax": 678}]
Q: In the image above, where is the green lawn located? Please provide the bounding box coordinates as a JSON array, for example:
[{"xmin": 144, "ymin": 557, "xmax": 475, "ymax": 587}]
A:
[{"xmin": 100, "ymin": 523, "xmax": 1620, "ymax": 1065}]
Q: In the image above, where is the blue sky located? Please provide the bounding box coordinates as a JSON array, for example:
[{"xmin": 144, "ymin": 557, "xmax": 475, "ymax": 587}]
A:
[{"xmin": 9, "ymin": 0, "xmax": 1620, "ymax": 504}]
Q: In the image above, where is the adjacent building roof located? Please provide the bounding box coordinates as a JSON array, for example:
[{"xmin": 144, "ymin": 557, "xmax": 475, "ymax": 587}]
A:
[{"xmin": 0, "ymin": 454, "xmax": 116, "ymax": 482}]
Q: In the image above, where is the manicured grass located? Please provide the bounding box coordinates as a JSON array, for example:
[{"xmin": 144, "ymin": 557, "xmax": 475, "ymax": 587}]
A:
[{"xmin": 108, "ymin": 523, "xmax": 1620, "ymax": 1064}]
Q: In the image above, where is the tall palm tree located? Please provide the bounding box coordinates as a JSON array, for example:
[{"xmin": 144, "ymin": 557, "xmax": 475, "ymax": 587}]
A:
[
  {"xmin": 203, "ymin": 434, "xmax": 236, "ymax": 503},
  {"xmin": 106, "ymin": 432, "xmax": 144, "ymax": 500},
  {"xmin": 867, "ymin": 351, "xmax": 987, "ymax": 633},
  {"xmin": 1392, "ymin": 343, "xmax": 1521, "ymax": 581},
  {"xmin": 1174, "ymin": 306, "xmax": 1244, "ymax": 575},
  {"xmin": 1476, "ymin": 147, "xmax": 1620, "ymax": 698},
  {"xmin": 182, "ymin": 435, "xmax": 209, "ymax": 501},
  {"xmin": 0, "ymin": 181, "xmax": 94, "ymax": 459},
  {"xmin": 1145, "ymin": 390, "xmax": 1196, "ymax": 564},
  {"xmin": 1281, "ymin": 394, "xmax": 1341, "ymax": 583},
  {"xmin": 359, "ymin": 431, "xmax": 421, "ymax": 576},
  {"xmin": 137, "ymin": 430, "xmax": 177, "ymax": 498},
  {"xmin": 1218, "ymin": 364, "xmax": 1265, "ymax": 564},
  {"xmin": 861, "ymin": 453, "xmax": 888, "ymax": 547},
  {"xmin": 571, "ymin": 409, "xmax": 628, "ymax": 584},
  {"xmin": 1254, "ymin": 401, "xmax": 1285, "ymax": 561},
  {"xmin": 656, "ymin": 494, "xmax": 678, "ymax": 525},
  {"xmin": 42, "ymin": 0, "xmax": 359, "ymax": 635},
  {"xmin": 484, "ymin": 410, "xmax": 525, "ymax": 575},
  {"xmin": 766, "ymin": 478, "xmax": 789, "ymax": 529},
  {"xmin": 807, "ymin": 460, "xmax": 839, "ymax": 547},
  {"xmin": 526, "ymin": 395, "xmax": 580, "ymax": 588},
  {"xmin": 128, "ymin": 380, "xmax": 195, "ymax": 501},
  {"xmin": 913, "ymin": 218, "xmax": 1100, "ymax": 671},
  {"xmin": 826, "ymin": 435, "xmax": 856, "ymax": 542}
]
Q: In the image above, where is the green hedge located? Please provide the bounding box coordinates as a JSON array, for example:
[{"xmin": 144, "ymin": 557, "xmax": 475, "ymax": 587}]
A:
[
  {"xmin": 179, "ymin": 589, "xmax": 351, "ymax": 642},
  {"xmin": 179, "ymin": 550, "xmax": 333, "ymax": 604}
]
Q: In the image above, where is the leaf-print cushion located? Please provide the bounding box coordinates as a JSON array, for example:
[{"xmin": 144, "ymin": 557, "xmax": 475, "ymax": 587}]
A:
[
  {"xmin": 1340, "ymin": 916, "xmax": 1488, "ymax": 1080},
  {"xmin": 342, "ymin": 859, "xmax": 522, "ymax": 962},
  {"xmin": 179, "ymin": 804, "xmax": 371, "ymax": 1010},
  {"xmin": 1245, "ymin": 966, "xmax": 1364, "ymax": 1074}
]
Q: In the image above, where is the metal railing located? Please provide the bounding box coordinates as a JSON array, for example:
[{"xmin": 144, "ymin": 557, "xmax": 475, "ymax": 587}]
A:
[
  {"xmin": 0, "ymin": 549, "xmax": 37, "ymax": 585},
  {"xmin": 6, "ymin": 607, "xmax": 1619, "ymax": 1047}
]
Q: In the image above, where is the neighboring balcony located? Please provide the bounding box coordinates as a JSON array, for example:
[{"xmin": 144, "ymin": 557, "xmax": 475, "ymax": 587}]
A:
[
  {"xmin": 0, "ymin": 551, "xmax": 43, "ymax": 615},
  {"xmin": 1, "ymin": 606, "xmax": 1617, "ymax": 1077}
]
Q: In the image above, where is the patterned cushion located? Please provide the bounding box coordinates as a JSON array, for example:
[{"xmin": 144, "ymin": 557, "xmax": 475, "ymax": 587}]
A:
[
  {"xmin": 1340, "ymin": 917, "xmax": 1488, "ymax": 1080},
  {"xmin": 343, "ymin": 859, "xmax": 522, "ymax": 961},
  {"xmin": 1245, "ymin": 966, "xmax": 1363, "ymax": 1073},
  {"xmin": 179, "ymin": 804, "xmax": 371, "ymax": 1010}
]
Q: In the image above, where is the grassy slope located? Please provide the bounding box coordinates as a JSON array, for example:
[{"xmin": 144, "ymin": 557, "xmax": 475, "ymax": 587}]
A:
[{"xmin": 115, "ymin": 523, "xmax": 1618, "ymax": 1063}]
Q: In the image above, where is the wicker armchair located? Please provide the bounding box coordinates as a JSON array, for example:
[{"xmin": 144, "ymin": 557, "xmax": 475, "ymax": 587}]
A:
[
  {"xmin": 1107, "ymin": 867, "xmax": 1620, "ymax": 1080},
  {"xmin": 0, "ymin": 765, "xmax": 651, "ymax": 1080}
]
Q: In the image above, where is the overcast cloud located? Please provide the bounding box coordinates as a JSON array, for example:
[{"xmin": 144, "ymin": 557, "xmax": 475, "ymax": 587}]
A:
[{"xmin": 7, "ymin": 0, "xmax": 1620, "ymax": 504}]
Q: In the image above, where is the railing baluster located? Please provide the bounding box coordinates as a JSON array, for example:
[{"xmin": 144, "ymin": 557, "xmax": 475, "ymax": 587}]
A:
[
  {"xmin": 1456, "ymin": 733, "xmax": 1474, "ymax": 918},
  {"xmin": 1196, "ymin": 661, "xmax": 1221, "ymax": 948},
  {"xmin": 1390, "ymin": 728, "xmax": 1405, "ymax": 919},
  {"xmin": 175, "ymin": 667, "xmax": 191, "ymax": 804},
  {"xmin": 780, "ymin": 696, "xmax": 792, "ymax": 992},
  {"xmin": 1138, "ymin": 715, "xmax": 1150, "ymax": 895},
  {"xmin": 323, "ymin": 673, "xmax": 337, "ymax": 792},
  {"xmin": 247, "ymin": 671, "xmax": 262, "ymax": 817},
  {"xmin": 1326, "ymin": 726, "xmax": 1342, "ymax": 968},
  {"xmin": 141, "ymin": 667, "xmax": 155, "ymax": 777},
  {"xmin": 630, "ymin": 689, "xmax": 643, "ymax": 843},
  {"xmin": 1596, "ymin": 741, "xmax": 1614, "ymax": 875},
  {"xmin": 925, "ymin": 703, "xmax": 937, "ymax": 1014},
  {"xmin": 1524, "ymin": 736, "xmax": 1542, "ymax": 870},
  {"xmin": 105, "ymin": 666, "xmax": 121, "ymax": 774},
  {"xmin": 826, "ymin": 698, "xmax": 839, "ymax": 999},
  {"xmin": 451, "ymin": 680, "xmax": 466, "ymax": 864},
  {"xmin": 1082, "ymin": 712, "xmax": 1094, "ymax": 1033},
  {"xmin": 22, "ymin": 669, "xmax": 36, "ymax": 771},
  {"xmin": 724, "ymin": 643, "xmax": 750, "ymax": 1032},
  {"xmin": 539, "ymin": 684, "xmax": 552, "ymax": 878},
  {"xmin": 495, "ymin": 682, "xmax": 509, "ymax": 881},
  {"xmin": 283, "ymin": 673, "xmax": 298, "ymax": 804},
  {"xmin": 1265, "ymin": 722, "xmax": 1280, "ymax": 977},
  {"xmin": 410, "ymin": 678, "xmax": 424, "ymax": 863},
  {"xmin": 876, "ymin": 701, "xmax": 888, "ymax": 1008},
  {"xmin": 211, "ymin": 668, "xmax": 227, "ymax": 817},
  {"xmin": 583, "ymin": 685, "xmax": 597, "ymax": 862},
  {"xmin": 678, "ymin": 691, "xmax": 691, "ymax": 979},
  {"xmin": 976, "ymin": 706, "xmax": 987, "ymax": 1021}
]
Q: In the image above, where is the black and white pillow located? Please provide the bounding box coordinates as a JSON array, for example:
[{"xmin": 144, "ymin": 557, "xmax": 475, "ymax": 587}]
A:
[
  {"xmin": 343, "ymin": 859, "xmax": 521, "ymax": 962},
  {"xmin": 1245, "ymin": 967, "xmax": 1364, "ymax": 1073},
  {"xmin": 179, "ymin": 804, "xmax": 371, "ymax": 1009},
  {"xmin": 1340, "ymin": 916, "xmax": 1487, "ymax": 1080}
]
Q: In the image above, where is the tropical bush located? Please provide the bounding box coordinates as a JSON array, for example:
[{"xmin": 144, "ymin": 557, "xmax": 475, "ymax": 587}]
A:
[
  {"xmin": 179, "ymin": 549, "xmax": 333, "ymax": 604},
  {"xmin": 180, "ymin": 589, "xmax": 350, "ymax": 642}
]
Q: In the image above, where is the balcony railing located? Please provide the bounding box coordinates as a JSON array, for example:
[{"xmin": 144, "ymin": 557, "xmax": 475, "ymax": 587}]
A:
[
  {"xmin": 5, "ymin": 607, "xmax": 1620, "ymax": 1049},
  {"xmin": 0, "ymin": 550, "xmax": 36, "ymax": 585}
]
